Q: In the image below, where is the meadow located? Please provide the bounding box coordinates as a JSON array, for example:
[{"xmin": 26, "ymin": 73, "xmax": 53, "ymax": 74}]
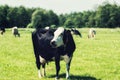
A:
[{"xmin": 0, "ymin": 28, "xmax": 120, "ymax": 80}]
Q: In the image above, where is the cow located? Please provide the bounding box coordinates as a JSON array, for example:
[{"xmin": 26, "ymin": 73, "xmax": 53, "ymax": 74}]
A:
[
  {"xmin": 32, "ymin": 27, "xmax": 76, "ymax": 80},
  {"xmin": 88, "ymin": 28, "xmax": 96, "ymax": 38},
  {"xmin": 12, "ymin": 27, "xmax": 20, "ymax": 37},
  {"xmin": 71, "ymin": 28, "xmax": 82, "ymax": 38},
  {"xmin": 0, "ymin": 27, "xmax": 5, "ymax": 35}
]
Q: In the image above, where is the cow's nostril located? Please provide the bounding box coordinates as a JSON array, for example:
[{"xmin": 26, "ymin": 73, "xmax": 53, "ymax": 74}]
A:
[{"xmin": 51, "ymin": 41, "xmax": 56, "ymax": 47}]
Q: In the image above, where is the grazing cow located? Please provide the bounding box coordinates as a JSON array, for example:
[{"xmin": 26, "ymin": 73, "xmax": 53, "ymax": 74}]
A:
[
  {"xmin": 12, "ymin": 27, "xmax": 20, "ymax": 37},
  {"xmin": 32, "ymin": 27, "xmax": 76, "ymax": 79},
  {"xmin": 0, "ymin": 27, "xmax": 5, "ymax": 35},
  {"xmin": 71, "ymin": 28, "xmax": 82, "ymax": 38},
  {"xmin": 88, "ymin": 28, "xmax": 96, "ymax": 38}
]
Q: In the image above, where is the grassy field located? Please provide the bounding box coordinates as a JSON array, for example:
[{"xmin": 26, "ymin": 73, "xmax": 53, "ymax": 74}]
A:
[{"xmin": 0, "ymin": 28, "xmax": 120, "ymax": 80}]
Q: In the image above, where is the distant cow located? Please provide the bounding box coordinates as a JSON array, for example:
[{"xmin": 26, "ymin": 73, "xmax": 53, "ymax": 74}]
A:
[
  {"xmin": 88, "ymin": 28, "xmax": 96, "ymax": 38},
  {"xmin": 71, "ymin": 28, "xmax": 82, "ymax": 38},
  {"xmin": 0, "ymin": 27, "xmax": 5, "ymax": 35},
  {"xmin": 32, "ymin": 27, "xmax": 76, "ymax": 79},
  {"xmin": 12, "ymin": 27, "xmax": 20, "ymax": 37}
]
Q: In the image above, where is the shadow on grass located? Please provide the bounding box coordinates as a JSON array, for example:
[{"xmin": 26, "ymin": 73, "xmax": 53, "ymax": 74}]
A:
[{"xmin": 49, "ymin": 73, "xmax": 101, "ymax": 80}]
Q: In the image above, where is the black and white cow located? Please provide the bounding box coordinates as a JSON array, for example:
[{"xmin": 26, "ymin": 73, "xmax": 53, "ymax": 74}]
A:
[
  {"xmin": 12, "ymin": 27, "xmax": 20, "ymax": 37},
  {"xmin": 88, "ymin": 28, "xmax": 96, "ymax": 38},
  {"xmin": 32, "ymin": 27, "xmax": 76, "ymax": 79},
  {"xmin": 0, "ymin": 27, "xmax": 5, "ymax": 35}
]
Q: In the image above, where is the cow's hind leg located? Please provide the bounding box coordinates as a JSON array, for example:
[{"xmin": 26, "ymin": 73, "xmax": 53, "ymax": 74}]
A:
[
  {"xmin": 35, "ymin": 56, "xmax": 42, "ymax": 78},
  {"xmin": 42, "ymin": 63, "xmax": 46, "ymax": 77}
]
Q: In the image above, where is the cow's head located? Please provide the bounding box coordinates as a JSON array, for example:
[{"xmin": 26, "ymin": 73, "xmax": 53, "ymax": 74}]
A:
[{"xmin": 50, "ymin": 27, "xmax": 65, "ymax": 48}]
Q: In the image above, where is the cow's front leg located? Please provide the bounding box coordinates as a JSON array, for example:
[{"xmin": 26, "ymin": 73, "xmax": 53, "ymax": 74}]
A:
[
  {"xmin": 66, "ymin": 61, "xmax": 71, "ymax": 79},
  {"xmin": 55, "ymin": 57, "xmax": 60, "ymax": 80},
  {"xmin": 64, "ymin": 55, "xmax": 72, "ymax": 79}
]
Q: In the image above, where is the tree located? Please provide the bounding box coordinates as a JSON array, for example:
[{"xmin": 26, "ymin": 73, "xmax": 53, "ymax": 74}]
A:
[
  {"xmin": 30, "ymin": 9, "xmax": 45, "ymax": 28},
  {"xmin": 87, "ymin": 11, "xmax": 96, "ymax": 27},
  {"xmin": 29, "ymin": 9, "xmax": 59, "ymax": 29},
  {"xmin": 47, "ymin": 10, "xmax": 59, "ymax": 27},
  {"xmin": 58, "ymin": 14, "xmax": 66, "ymax": 26},
  {"xmin": 73, "ymin": 13, "xmax": 84, "ymax": 28},
  {"xmin": 16, "ymin": 6, "xmax": 30, "ymax": 27},
  {"xmin": 0, "ymin": 5, "xmax": 9, "ymax": 28},
  {"xmin": 7, "ymin": 7, "xmax": 19, "ymax": 27},
  {"xmin": 64, "ymin": 18, "xmax": 74, "ymax": 28}
]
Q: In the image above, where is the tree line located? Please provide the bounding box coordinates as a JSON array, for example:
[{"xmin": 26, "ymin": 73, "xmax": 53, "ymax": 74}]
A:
[
  {"xmin": 0, "ymin": 2, "xmax": 120, "ymax": 28},
  {"xmin": 60, "ymin": 2, "xmax": 120, "ymax": 28}
]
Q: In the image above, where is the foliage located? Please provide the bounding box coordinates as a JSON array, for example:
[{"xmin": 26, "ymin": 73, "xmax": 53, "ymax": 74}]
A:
[
  {"xmin": 0, "ymin": 1, "xmax": 120, "ymax": 28},
  {"xmin": 0, "ymin": 5, "xmax": 9, "ymax": 28},
  {"xmin": 95, "ymin": 3, "xmax": 120, "ymax": 28},
  {"xmin": 61, "ymin": 2, "xmax": 120, "ymax": 28},
  {"xmin": 29, "ymin": 9, "xmax": 59, "ymax": 29},
  {"xmin": 0, "ymin": 5, "xmax": 35, "ymax": 28},
  {"xmin": 27, "ymin": 23, "xmax": 33, "ymax": 28}
]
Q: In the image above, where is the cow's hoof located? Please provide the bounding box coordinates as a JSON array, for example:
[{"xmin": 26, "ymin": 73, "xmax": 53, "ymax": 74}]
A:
[
  {"xmin": 55, "ymin": 77, "xmax": 59, "ymax": 80},
  {"xmin": 43, "ymin": 74, "xmax": 46, "ymax": 77},
  {"xmin": 38, "ymin": 74, "xmax": 42, "ymax": 78},
  {"xmin": 38, "ymin": 76, "xmax": 42, "ymax": 79},
  {"xmin": 66, "ymin": 76, "xmax": 70, "ymax": 80}
]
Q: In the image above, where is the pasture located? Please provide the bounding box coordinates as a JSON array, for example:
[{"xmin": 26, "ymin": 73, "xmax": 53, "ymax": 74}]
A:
[{"xmin": 0, "ymin": 28, "xmax": 120, "ymax": 80}]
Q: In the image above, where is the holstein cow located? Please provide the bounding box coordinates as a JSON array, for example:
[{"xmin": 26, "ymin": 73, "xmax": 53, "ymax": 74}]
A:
[
  {"xmin": 88, "ymin": 28, "xmax": 96, "ymax": 38},
  {"xmin": 32, "ymin": 27, "xmax": 76, "ymax": 79},
  {"xmin": 0, "ymin": 27, "xmax": 5, "ymax": 35},
  {"xmin": 71, "ymin": 28, "xmax": 82, "ymax": 38},
  {"xmin": 12, "ymin": 27, "xmax": 20, "ymax": 37}
]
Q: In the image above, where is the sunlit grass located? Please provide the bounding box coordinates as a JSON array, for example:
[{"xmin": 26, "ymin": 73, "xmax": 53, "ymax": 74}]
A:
[{"xmin": 0, "ymin": 28, "xmax": 120, "ymax": 80}]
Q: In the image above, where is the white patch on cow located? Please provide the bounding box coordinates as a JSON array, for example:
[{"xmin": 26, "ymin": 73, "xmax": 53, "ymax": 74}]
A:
[
  {"xmin": 38, "ymin": 70, "xmax": 42, "ymax": 78},
  {"xmin": 66, "ymin": 70, "xmax": 69, "ymax": 79},
  {"xmin": 62, "ymin": 55, "xmax": 71, "ymax": 64},
  {"xmin": 51, "ymin": 27, "xmax": 64, "ymax": 47},
  {"xmin": 12, "ymin": 27, "xmax": 18, "ymax": 33},
  {"xmin": 38, "ymin": 66, "xmax": 46, "ymax": 78},
  {"xmin": 45, "ymin": 26, "xmax": 50, "ymax": 30},
  {"xmin": 39, "ymin": 56, "xmax": 46, "ymax": 64},
  {"xmin": 88, "ymin": 28, "xmax": 96, "ymax": 38},
  {"xmin": 42, "ymin": 67, "xmax": 46, "ymax": 77},
  {"xmin": 61, "ymin": 55, "xmax": 71, "ymax": 79}
]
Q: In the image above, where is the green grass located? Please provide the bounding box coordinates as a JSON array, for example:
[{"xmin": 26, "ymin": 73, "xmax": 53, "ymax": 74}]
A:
[{"xmin": 0, "ymin": 28, "xmax": 120, "ymax": 80}]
